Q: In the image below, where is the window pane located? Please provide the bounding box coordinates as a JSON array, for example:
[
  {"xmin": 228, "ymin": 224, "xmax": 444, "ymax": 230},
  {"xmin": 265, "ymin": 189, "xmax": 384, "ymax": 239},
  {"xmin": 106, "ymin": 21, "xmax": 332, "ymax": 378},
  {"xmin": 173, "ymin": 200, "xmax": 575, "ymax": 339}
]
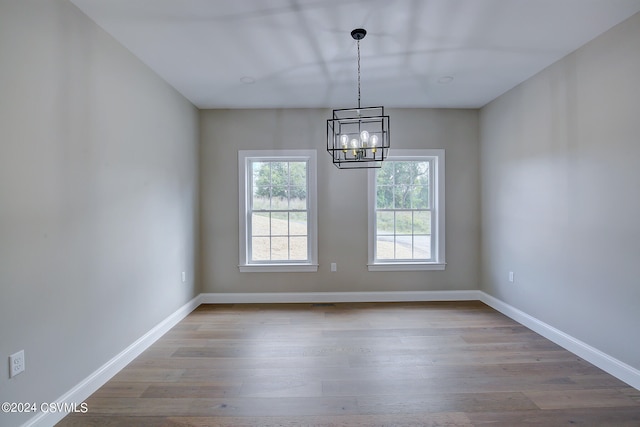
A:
[
  {"xmin": 271, "ymin": 212, "xmax": 288, "ymax": 235},
  {"xmin": 251, "ymin": 213, "xmax": 270, "ymax": 236},
  {"xmin": 251, "ymin": 237, "xmax": 270, "ymax": 261},
  {"xmin": 252, "ymin": 187, "xmax": 271, "ymax": 210},
  {"xmin": 289, "ymin": 162, "xmax": 306, "ymax": 186},
  {"xmin": 414, "ymin": 235, "xmax": 431, "ymax": 259},
  {"xmin": 395, "ymin": 235, "xmax": 413, "ymax": 259},
  {"xmin": 377, "ymin": 162, "xmax": 394, "ymax": 186},
  {"xmin": 413, "ymin": 161, "xmax": 429, "ymax": 185},
  {"xmin": 376, "ymin": 236, "xmax": 394, "ymax": 259},
  {"xmin": 289, "ymin": 237, "xmax": 307, "ymax": 260},
  {"xmin": 376, "ymin": 211, "xmax": 394, "ymax": 235},
  {"xmin": 270, "ymin": 162, "xmax": 288, "ymax": 186},
  {"xmin": 394, "ymin": 185, "xmax": 411, "ymax": 209},
  {"xmin": 395, "ymin": 211, "xmax": 412, "ymax": 234},
  {"xmin": 252, "ymin": 162, "xmax": 270, "ymax": 186},
  {"xmin": 394, "ymin": 162, "xmax": 413, "ymax": 185},
  {"xmin": 271, "ymin": 237, "xmax": 289, "ymax": 260},
  {"xmin": 411, "ymin": 186, "xmax": 429, "ymax": 209},
  {"xmin": 290, "ymin": 212, "xmax": 307, "ymax": 235},
  {"xmin": 271, "ymin": 187, "xmax": 288, "ymax": 210},
  {"xmin": 289, "ymin": 186, "xmax": 306, "ymax": 209},
  {"xmin": 377, "ymin": 185, "xmax": 393, "ymax": 209},
  {"xmin": 413, "ymin": 211, "xmax": 431, "ymax": 234}
]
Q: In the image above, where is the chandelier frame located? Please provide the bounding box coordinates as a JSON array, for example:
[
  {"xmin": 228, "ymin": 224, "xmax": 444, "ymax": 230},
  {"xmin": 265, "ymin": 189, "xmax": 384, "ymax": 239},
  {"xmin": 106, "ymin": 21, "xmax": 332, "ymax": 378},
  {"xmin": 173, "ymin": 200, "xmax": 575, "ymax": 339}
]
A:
[{"xmin": 326, "ymin": 28, "xmax": 390, "ymax": 169}]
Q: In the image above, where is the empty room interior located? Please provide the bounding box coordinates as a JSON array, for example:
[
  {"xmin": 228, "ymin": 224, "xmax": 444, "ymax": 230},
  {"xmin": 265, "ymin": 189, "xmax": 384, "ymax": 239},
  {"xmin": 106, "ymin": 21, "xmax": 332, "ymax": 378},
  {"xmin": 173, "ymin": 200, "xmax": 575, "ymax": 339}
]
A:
[{"xmin": 2, "ymin": 0, "xmax": 640, "ymax": 426}]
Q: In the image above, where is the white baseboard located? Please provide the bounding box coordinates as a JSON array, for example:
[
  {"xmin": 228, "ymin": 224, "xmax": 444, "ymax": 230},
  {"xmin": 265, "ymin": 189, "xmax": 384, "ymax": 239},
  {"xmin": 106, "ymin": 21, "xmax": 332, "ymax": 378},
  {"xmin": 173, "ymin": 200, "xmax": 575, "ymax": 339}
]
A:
[
  {"xmin": 24, "ymin": 290, "xmax": 639, "ymax": 427},
  {"xmin": 199, "ymin": 290, "xmax": 481, "ymax": 304},
  {"xmin": 23, "ymin": 295, "xmax": 202, "ymax": 427},
  {"xmin": 479, "ymin": 291, "xmax": 640, "ymax": 390}
]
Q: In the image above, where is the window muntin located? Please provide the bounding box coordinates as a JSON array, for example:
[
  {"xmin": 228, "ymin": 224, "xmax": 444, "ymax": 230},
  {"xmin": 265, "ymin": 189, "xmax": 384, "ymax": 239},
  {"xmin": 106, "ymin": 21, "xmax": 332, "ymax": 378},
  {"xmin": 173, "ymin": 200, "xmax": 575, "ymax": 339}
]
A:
[
  {"xmin": 239, "ymin": 150, "xmax": 317, "ymax": 272},
  {"xmin": 368, "ymin": 149, "xmax": 445, "ymax": 271},
  {"xmin": 249, "ymin": 160, "xmax": 309, "ymax": 262},
  {"xmin": 375, "ymin": 160, "xmax": 434, "ymax": 261}
]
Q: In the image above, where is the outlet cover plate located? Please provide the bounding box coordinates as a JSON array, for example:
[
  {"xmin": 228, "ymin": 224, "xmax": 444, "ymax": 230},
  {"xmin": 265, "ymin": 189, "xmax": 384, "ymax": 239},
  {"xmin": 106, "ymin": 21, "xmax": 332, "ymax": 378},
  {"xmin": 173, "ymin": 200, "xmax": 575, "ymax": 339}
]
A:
[{"xmin": 9, "ymin": 350, "xmax": 25, "ymax": 378}]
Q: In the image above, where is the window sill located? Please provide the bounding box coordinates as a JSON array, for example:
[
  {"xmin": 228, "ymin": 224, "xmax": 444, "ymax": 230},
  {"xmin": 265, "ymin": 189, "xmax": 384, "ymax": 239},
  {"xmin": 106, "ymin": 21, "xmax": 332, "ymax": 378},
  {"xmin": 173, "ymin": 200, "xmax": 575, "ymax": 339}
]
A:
[
  {"xmin": 367, "ymin": 262, "xmax": 446, "ymax": 272},
  {"xmin": 239, "ymin": 264, "xmax": 319, "ymax": 273}
]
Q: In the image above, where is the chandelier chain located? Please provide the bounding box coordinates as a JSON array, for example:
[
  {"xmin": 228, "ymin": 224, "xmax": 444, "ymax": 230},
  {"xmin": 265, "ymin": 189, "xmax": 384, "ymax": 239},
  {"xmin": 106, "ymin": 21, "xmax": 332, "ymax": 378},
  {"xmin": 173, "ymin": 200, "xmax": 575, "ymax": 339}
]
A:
[{"xmin": 357, "ymin": 39, "xmax": 361, "ymax": 109}]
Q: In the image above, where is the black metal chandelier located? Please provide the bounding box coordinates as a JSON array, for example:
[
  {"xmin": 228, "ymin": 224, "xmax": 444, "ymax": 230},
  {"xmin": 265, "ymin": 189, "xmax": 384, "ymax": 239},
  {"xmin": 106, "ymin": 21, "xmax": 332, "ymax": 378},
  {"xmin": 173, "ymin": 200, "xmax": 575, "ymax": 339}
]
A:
[{"xmin": 327, "ymin": 28, "xmax": 390, "ymax": 169}]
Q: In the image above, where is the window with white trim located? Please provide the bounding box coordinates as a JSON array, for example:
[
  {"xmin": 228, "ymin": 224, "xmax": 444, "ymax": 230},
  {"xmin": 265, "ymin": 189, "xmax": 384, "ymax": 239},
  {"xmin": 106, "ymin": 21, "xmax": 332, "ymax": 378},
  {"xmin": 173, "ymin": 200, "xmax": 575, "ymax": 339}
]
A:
[
  {"xmin": 368, "ymin": 149, "xmax": 445, "ymax": 271},
  {"xmin": 238, "ymin": 150, "xmax": 318, "ymax": 272}
]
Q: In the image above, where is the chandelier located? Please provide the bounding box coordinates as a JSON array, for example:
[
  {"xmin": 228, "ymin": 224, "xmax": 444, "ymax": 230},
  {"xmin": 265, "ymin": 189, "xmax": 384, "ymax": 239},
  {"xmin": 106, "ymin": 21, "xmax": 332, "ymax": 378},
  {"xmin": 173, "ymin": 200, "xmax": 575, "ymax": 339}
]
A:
[{"xmin": 327, "ymin": 28, "xmax": 390, "ymax": 169}]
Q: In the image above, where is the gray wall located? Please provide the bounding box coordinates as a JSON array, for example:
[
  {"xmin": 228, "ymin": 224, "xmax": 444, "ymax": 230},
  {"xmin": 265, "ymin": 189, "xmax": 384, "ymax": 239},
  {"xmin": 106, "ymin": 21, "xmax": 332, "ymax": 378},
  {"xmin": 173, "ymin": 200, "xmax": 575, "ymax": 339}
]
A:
[
  {"xmin": 0, "ymin": 1, "xmax": 199, "ymax": 424},
  {"xmin": 6, "ymin": 0, "xmax": 637, "ymax": 422},
  {"xmin": 479, "ymin": 12, "xmax": 640, "ymax": 370},
  {"xmin": 200, "ymin": 108, "xmax": 480, "ymax": 293}
]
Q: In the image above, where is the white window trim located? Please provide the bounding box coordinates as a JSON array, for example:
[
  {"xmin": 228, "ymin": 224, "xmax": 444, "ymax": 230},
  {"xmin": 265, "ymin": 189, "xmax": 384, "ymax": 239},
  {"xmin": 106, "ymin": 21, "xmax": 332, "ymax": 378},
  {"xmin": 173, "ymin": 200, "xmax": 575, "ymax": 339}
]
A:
[
  {"xmin": 238, "ymin": 150, "xmax": 318, "ymax": 272},
  {"xmin": 367, "ymin": 149, "xmax": 446, "ymax": 271}
]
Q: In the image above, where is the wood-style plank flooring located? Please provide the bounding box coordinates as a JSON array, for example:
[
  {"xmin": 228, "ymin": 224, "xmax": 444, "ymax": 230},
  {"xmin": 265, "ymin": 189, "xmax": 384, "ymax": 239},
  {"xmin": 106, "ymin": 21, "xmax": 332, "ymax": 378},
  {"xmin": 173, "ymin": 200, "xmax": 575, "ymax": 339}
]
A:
[{"xmin": 57, "ymin": 301, "xmax": 640, "ymax": 426}]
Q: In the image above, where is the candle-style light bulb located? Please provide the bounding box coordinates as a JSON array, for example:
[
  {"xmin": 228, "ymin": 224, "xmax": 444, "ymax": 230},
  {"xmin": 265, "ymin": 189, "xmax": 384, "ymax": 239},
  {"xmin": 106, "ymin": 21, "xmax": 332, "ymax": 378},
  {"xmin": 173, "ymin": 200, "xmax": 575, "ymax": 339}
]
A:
[
  {"xmin": 360, "ymin": 130, "xmax": 369, "ymax": 146},
  {"xmin": 340, "ymin": 134, "xmax": 348, "ymax": 152},
  {"xmin": 371, "ymin": 134, "xmax": 379, "ymax": 153},
  {"xmin": 350, "ymin": 138, "xmax": 359, "ymax": 156}
]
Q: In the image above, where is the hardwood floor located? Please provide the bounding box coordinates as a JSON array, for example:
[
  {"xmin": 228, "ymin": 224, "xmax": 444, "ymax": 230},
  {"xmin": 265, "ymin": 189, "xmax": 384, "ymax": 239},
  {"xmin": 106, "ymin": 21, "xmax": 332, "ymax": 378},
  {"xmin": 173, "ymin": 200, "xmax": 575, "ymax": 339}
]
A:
[{"xmin": 57, "ymin": 301, "xmax": 640, "ymax": 426}]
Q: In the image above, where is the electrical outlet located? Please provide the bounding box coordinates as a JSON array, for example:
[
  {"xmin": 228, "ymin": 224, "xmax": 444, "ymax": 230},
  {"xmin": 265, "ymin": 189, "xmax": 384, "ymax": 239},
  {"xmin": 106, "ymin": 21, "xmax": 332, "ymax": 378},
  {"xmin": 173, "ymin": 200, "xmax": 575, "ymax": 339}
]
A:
[
  {"xmin": 181, "ymin": 271, "xmax": 186, "ymax": 283},
  {"xmin": 9, "ymin": 350, "xmax": 25, "ymax": 378},
  {"xmin": 508, "ymin": 271, "xmax": 514, "ymax": 283},
  {"xmin": 330, "ymin": 262, "xmax": 337, "ymax": 272}
]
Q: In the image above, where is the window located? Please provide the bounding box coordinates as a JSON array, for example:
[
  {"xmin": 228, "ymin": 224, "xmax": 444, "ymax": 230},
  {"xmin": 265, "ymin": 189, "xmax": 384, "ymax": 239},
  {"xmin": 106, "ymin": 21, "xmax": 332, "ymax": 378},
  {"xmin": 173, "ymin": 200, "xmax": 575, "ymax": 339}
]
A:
[
  {"xmin": 238, "ymin": 150, "xmax": 318, "ymax": 272},
  {"xmin": 368, "ymin": 149, "xmax": 445, "ymax": 271}
]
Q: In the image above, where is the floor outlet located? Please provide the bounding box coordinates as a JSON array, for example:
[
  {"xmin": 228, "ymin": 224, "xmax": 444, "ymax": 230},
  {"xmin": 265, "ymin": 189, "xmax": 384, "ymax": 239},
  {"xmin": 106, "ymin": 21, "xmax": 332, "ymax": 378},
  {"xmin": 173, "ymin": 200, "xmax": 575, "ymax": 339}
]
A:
[{"xmin": 9, "ymin": 350, "xmax": 25, "ymax": 378}]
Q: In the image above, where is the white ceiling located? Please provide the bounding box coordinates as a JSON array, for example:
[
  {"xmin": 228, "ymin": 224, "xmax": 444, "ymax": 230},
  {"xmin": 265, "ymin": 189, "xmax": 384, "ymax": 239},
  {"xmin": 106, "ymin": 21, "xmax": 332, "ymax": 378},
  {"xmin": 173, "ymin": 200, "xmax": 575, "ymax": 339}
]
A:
[{"xmin": 70, "ymin": 0, "xmax": 640, "ymax": 109}]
